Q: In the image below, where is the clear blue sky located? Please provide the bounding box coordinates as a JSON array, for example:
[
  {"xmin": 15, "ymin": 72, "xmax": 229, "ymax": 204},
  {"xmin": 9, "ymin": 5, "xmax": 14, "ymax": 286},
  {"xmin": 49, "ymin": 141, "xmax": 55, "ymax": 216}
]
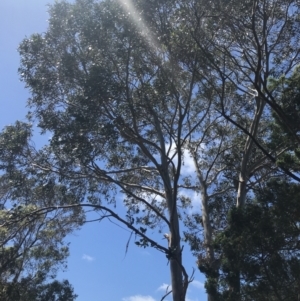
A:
[{"xmin": 0, "ymin": 1, "xmax": 207, "ymax": 300}]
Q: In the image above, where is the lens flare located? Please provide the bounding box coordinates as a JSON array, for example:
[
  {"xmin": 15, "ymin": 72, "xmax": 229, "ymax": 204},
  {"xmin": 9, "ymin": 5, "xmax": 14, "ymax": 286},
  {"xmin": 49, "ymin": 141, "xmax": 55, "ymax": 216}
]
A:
[{"xmin": 117, "ymin": 0, "xmax": 161, "ymax": 52}]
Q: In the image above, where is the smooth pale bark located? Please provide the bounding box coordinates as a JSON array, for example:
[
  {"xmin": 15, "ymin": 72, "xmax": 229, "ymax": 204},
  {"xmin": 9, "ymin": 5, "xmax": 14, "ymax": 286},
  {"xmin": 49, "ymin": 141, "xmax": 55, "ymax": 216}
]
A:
[
  {"xmin": 164, "ymin": 176, "xmax": 185, "ymax": 301},
  {"xmin": 200, "ymin": 190, "xmax": 215, "ymax": 301},
  {"xmin": 236, "ymin": 98, "xmax": 265, "ymax": 208},
  {"xmin": 192, "ymin": 153, "xmax": 215, "ymax": 301},
  {"xmin": 158, "ymin": 114, "xmax": 185, "ymax": 301},
  {"xmin": 232, "ymin": 98, "xmax": 265, "ymax": 300}
]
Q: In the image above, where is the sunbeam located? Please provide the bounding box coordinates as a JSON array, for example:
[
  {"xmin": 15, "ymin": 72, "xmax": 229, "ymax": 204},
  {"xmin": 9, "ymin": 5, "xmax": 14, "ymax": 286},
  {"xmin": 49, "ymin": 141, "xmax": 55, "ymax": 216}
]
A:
[{"xmin": 117, "ymin": 0, "xmax": 161, "ymax": 52}]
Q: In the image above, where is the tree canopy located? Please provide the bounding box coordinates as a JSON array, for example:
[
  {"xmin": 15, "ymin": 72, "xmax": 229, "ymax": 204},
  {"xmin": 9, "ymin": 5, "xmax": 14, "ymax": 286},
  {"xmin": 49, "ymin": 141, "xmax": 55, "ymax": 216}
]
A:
[
  {"xmin": 1, "ymin": 0, "xmax": 300, "ymax": 300},
  {"xmin": 0, "ymin": 121, "xmax": 80, "ymax": 299}
]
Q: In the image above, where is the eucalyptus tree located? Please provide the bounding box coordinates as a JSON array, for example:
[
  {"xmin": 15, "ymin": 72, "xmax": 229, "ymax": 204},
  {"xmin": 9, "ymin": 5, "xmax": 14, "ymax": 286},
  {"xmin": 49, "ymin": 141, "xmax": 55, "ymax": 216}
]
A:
[
  {"xmin": 182, "ymin": 89, "xmax": 275, "ymax": 300},
  {"xmin": 4, "ymin": 0, "xmax": 299, "ymax": 300},
  {"xmin": 170, "ymin": 0, "xmax": 300, "ymax": 299},
  {"xmin": 15, "ymin": 0, "xmax": 215, "ymax": 300},
  {"xmin": 187, "ymin": 0, "xmax": 300, "ymax": 203},
  {"xmin": 0, "ymin": 122, "xmax": 80, "ymax": 300}
]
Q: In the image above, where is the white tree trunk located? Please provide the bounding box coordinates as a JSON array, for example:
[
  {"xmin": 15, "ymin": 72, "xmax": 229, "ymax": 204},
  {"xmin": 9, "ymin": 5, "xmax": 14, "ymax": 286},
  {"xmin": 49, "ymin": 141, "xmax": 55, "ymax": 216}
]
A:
[
  {"xmin": 192, "ymin": 153, "xmax": 215, "ymax": 301},
  {"xmin": 236, "ymin": 98, "xmax": 265, "ymax": 208}
]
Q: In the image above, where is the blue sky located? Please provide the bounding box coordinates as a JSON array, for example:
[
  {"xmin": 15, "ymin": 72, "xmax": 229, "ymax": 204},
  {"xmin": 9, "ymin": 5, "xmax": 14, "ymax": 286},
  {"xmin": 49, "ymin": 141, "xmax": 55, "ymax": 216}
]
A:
[{"xmin": 0, "ymin": 1, "xmax": 207, "ymax": 300}]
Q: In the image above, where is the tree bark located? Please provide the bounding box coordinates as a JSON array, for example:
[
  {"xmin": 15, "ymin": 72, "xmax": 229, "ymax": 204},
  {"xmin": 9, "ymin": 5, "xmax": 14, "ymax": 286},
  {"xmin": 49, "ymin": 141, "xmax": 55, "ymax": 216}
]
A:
[
  {"xmin": 192, "ymin": 153, "xmax": 216, "ymax": 301},
  {"xmin": 233, "ymin": 98, "xmax": 265, "ymax": 301},
  {"xmin": 168, "ymin": 209, "xmax": 184, "ymax": 301},
  {"xmin": 236, "ymin": 98, "xmax": 265, "ymax": 208},
  {"xmin": 161, "ymin": 156, "xmax": 185, "ymax": 301}
]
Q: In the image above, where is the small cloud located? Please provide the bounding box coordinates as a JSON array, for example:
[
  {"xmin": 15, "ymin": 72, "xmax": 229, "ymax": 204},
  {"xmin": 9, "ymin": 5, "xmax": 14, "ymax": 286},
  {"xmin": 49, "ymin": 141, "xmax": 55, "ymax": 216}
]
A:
[
  {"xmin": 82, "ymin": 254, "xmax": 95, "ymax": 262},
  {"xmin": 190, "ymin": 280, "xmax": 204, "ymax": 290},
  {"xmin": 181, "ymin": 150, "xmax": 197, "ymax": 175},
  {"xmin": 122, "ymin": 295, "xmax": 156, "ymax": 301},
  {"xmin": 157, "ymin": 283, "xmax": 171, "ymax": 292}
]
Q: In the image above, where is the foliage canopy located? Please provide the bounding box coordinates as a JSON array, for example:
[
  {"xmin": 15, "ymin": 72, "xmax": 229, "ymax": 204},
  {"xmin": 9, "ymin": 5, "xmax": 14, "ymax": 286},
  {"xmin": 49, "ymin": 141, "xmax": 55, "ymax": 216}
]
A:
[{"xmin": 1, "ymin": 0, "xmax": 300, "ymax": 300}]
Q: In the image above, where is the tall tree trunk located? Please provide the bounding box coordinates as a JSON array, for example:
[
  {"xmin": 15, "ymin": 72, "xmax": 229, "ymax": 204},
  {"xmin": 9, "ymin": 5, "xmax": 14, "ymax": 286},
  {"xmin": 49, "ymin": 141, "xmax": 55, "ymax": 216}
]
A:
[
  {"xmin": 169, "ymin": 209, "xmax": 184, "ymax": 301},
  {"xmin": 192, "ymin": 153, "xmax": 216, "ymax": 301},
  {"xmin": 236, "ymin": 98, "xmax": 265, "ymax": 208},
  {"xmin": 233, "ymin": 97, "xmax": 265, "ymax": 300},
  {"xmin": 202, "ymin": 188, "xmax": 216, "ymax": 301},
  {"xmin": 161, "ymin": 162, "xmax": 184, "ymax": 301}
]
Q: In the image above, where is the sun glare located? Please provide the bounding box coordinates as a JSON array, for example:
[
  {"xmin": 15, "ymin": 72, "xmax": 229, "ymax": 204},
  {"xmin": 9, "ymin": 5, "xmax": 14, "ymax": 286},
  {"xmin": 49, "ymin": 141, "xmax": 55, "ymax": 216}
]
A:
[{"xmin": 117, "ymin": 0, "xmax": 161, "ymax": 52}]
